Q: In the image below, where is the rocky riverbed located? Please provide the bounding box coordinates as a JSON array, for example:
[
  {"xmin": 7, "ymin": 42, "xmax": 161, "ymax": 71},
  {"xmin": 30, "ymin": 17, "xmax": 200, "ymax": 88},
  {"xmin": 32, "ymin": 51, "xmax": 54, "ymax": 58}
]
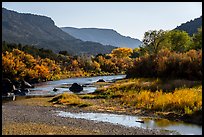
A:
[{"xmin": 2, "ymin": 98, "xmax": 171, "ymax": 135}]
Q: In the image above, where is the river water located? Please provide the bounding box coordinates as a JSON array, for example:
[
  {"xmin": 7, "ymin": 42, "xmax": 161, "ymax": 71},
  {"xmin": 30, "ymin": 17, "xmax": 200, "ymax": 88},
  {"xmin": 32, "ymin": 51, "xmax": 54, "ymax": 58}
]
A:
[
  {"xmin": 27, "ymin": 75, "xmax": 126, "ymax": 95},
  {"xmin": 12, "ymin": 74, "xmax": 203, "ymax": 135},
  {"xmin": 54, "ymin": 111, "xmax": 202, "ymax": 135}
]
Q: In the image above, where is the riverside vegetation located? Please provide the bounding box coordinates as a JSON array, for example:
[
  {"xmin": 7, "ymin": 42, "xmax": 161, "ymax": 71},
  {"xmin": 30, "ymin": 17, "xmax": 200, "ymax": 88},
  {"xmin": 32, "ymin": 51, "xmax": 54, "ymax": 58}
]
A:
[{"xmin": 2, "ymin": 28, "xmax": 202, "ymax": 124}]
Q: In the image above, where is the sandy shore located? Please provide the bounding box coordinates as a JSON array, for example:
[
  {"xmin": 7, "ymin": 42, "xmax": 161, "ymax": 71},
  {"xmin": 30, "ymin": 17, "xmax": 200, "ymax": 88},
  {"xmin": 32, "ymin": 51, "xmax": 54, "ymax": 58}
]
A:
[{"xmin": 2, "ymin": 98, "xmax": 171, "ymax": 135}]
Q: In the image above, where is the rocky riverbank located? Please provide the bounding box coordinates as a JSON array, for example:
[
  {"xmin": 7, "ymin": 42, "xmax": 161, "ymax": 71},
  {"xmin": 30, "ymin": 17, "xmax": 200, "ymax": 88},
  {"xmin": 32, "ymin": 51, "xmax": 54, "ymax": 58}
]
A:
[{"xmin": 2, "ymin": 98, "xmax": 171, "ymax": 135}]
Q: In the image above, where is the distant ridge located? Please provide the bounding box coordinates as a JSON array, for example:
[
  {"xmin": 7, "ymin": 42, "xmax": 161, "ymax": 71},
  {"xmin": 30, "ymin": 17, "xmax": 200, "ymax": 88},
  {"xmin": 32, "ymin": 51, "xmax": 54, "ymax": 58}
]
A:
[
  {"xmin": 2, "ymin": 8, "xmax": 116, "ymax": 55},
  {"xmin": 174, "ymin": 16, "xmax": 202, "ymax": 36},
  {"xmin": 61, "ymin": 27, "xmax": 142, "ymax": 49}
]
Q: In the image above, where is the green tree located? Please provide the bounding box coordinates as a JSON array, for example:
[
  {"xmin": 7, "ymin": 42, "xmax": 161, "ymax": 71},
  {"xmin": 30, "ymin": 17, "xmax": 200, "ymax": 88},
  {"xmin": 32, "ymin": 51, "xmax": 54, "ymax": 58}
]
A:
[
  {"xmin": 191, "ymin": 27, "xmax": 202, "ymax": 50},
  {"xmin": 141, "ymin": 30, "xmax": 166, "ymax": 55},
  {"xmin": 165, "ymin": 30, "xmax": 191, "ymax": 52}
]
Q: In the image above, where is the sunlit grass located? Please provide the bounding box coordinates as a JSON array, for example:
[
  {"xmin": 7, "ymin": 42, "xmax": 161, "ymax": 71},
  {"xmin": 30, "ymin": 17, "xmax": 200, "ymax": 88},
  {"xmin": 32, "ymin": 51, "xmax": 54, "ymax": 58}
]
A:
[
  {"xmin": 95, "ymin": 78, "xmax": 202, "ymax": 115},
  {"xmin": 79, "ymin": 94, "xmax": 99, "ymax": 99},
  {"xmin": 49, "ymin": 93, "xmax": 92, "ymax": 107},
  {"xmin": 120, "ymin": 86, "xmax": 202, "ymax": 114}
]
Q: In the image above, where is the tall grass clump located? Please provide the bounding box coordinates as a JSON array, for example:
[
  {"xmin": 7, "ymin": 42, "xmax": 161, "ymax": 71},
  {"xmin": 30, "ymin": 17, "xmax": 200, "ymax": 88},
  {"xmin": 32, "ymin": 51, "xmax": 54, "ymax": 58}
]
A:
[
  {"xmin": 49, "ymin": 93, "xmax": 92, "ymax": 107},
  {"xmin": 120, "ymin": 86, "xmax": 202, "ymax": 114},
  {"xmin": 95, "ymin": 78, "xmax": 202, "ymax": 115}
]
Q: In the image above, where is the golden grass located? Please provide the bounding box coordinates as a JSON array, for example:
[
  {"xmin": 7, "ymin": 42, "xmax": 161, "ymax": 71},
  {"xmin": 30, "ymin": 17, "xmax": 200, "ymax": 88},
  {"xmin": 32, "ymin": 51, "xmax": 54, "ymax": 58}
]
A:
[
  {"xmin": 49, "ymin": 93, "xmax": 92, "ymax": 107},
  {"xmin": 120, "ymin": 86, "xmax": 202, "ymax": 114},
  {"xmin": 95, "ymin": 78, "xmax": 202, "ymax": 115}
]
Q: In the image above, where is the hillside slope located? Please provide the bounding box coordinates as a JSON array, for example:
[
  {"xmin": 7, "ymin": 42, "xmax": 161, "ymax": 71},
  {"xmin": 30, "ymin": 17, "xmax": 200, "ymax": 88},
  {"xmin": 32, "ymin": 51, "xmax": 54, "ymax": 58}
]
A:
[
  {"xmin": 174, "ymin": 16, "xmax": 202, "ymax": 36},
  {"xmin": 2, "ymin": 8, "xmax": 115, "ymax": 55}
]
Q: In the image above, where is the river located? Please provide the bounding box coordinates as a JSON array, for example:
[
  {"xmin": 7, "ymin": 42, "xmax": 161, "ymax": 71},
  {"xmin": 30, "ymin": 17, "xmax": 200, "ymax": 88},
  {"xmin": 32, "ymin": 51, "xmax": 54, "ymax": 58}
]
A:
[
  {"xmin": 4, "ymin": 74, "xmax": 203, "ymax": 135},
  {"xmin": 54, "ymin": 111, "xmax": 202, "ymax": 135},
  {"xmin": 27, "ymin": 74, "xmax": 126, "ymax": 96}
]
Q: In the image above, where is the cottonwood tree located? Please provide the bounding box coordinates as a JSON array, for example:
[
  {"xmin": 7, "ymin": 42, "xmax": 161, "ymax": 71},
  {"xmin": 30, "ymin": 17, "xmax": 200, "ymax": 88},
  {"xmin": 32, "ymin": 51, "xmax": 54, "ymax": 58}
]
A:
[
  {"xmin": 164, "ymin": 30, "xmax": 191, "ymax": 52},
  {"xmin": 110, "ymin": 47, "xmax": 133, "ymax": 58},
  {"xmin": 141, "ymin": 29, "xmax": 166, "ymax": 55}
]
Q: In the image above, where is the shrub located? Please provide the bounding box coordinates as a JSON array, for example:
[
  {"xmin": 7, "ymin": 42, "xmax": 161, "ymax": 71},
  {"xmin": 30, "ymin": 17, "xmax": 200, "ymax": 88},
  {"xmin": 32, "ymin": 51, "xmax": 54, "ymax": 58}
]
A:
[
  {"xmin": 126, "ymin": 54, "xmax": 157, "ymax": 78},
  {"xmin": 126, "ymin": 49, "xmax": 202, "ymax": 80},
  {"xmin": 49, "ymin": 93, "xmax": 92, "ymax": 107}
]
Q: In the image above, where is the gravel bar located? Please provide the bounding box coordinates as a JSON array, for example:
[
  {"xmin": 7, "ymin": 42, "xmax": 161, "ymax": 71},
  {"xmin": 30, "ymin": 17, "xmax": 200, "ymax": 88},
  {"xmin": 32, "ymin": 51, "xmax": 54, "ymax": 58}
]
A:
[{"xmin": 2, "ymin": 100, "xmax": 171, "ymax": 135}]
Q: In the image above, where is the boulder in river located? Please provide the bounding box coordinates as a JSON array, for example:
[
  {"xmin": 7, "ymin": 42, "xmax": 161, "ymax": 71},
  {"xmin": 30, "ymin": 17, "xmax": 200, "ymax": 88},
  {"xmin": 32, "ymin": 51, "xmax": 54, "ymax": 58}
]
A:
[
  {"xmin": 97, "ymin": 79, "xmax": 105, "ymax": 82},
  {"xmin": 136, "ymin": 120, "xmax": 144, "ymax": 123},
  {"xmin": 82, "ymin": 83, "xmax": 92, "ymax": 87},
  {"xmin": 69, "ymin": 83, "xmax": 83, "ymax": 92},
  {"xmin": 53, "ymin": 88, "xmax": 58, "ymax": 92}
]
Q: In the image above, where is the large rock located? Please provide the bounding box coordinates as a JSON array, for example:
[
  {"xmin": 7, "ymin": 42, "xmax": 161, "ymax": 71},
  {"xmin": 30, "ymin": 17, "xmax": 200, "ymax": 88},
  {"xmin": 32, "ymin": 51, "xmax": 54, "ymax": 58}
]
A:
[
  {"xmin": 53, "ymin": 88, "xmax": 58, "ymax": 92},
  {"xmin": 2, "ymin": 78, "xmax": 33, "ymax": 96},
  {"xmin": 2, "ymin": 78, "xmax": 16, "ymax": 96},
  {"xmin": 69, "ymin": 83, "xmax": 83, "ymax": 92}
]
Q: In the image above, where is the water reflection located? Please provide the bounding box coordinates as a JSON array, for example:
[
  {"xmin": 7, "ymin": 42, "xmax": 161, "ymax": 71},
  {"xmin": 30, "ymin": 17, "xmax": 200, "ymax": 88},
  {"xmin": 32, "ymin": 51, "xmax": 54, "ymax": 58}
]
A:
[{"xmin": 55, "ymin": 111, "xmax": 202, "ymax": 135}]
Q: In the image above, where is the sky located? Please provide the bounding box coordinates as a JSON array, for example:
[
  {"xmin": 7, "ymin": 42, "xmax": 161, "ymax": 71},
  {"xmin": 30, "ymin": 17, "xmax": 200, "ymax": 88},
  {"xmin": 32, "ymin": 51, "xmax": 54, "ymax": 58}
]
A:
[{"xmin": 2, "ymin": 2, "xmax": 202, "ymax": 40}]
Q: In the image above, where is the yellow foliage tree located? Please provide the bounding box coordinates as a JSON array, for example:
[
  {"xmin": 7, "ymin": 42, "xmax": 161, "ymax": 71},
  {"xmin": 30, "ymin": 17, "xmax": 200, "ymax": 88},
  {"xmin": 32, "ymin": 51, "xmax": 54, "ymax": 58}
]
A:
[
  {"xmin": 34, "ymin": 64, "xmax": 51, "ymax": 81},
  {"xmin": 110, "ymin": 47, "xmax": 133, "ymax": 58},
  {"xmin": 92, "ymin": 61, "xmax": 101, "ymax": 72}
]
